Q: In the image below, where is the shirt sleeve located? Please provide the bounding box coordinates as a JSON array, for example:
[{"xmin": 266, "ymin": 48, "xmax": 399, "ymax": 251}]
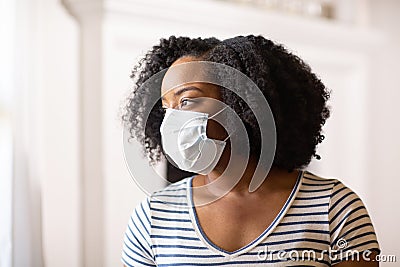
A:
[
  {"xmin": 121, "ymin": 197, "xmax": 156, "ymax": 267},
  {"xmin": 328, "ymin": 180, "xmax": 380, "ymax": 265}
]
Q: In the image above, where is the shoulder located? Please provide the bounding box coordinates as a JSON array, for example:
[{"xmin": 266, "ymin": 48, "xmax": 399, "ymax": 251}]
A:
[
  {"xmin": 301, "ymin": 170, "xmax": 338, "ymax": 187},
  {"xmin": 299, "ymin": 170, "xmax": 338, "ymax": 198},
  {"xmin": 150, "ymin": 176, "xmax": 192, "ymax": 206},
  {"xmin": 301, "ymin": 170, "xmax": 364, "ymax": 201},
  {"xmin": 300, "ymin": 170, "xmax": 373, "ymax": 221},
  {"xmin": 302, "ymin": 171, "xmax": 381, "ymax": 261},
  {"xmin": 130, "ymin": 176, "xmax": 193, "ymax": 221},
  {"xmin": 127, "ymin": 176, "xmax": 193, "ymax": 220},
  {"xmin": 151, "ymin": 176, "xmax": 192, "ymax": 197}
]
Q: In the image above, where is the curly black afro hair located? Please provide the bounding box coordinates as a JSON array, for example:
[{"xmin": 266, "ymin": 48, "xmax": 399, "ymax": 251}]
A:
[{"xmin": 122, "ymin": 35, "xmax": 331, "ymax": 172}]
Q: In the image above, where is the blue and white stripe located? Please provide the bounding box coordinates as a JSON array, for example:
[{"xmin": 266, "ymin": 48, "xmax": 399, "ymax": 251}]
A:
[{"xmin": 122, "ymin": 171, "xmax": 380, "ymax": 266}]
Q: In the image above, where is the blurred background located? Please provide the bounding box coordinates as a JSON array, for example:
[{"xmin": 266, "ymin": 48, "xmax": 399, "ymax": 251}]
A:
[{"xmin": 1, "ymin": 0, "xmax": 399, "ymax": 266}]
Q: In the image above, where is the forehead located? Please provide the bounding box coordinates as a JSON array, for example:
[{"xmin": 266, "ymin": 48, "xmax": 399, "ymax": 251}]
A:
[{"xmin": 161, "ymin": 57, "xmax": 208, "ymax": 96}]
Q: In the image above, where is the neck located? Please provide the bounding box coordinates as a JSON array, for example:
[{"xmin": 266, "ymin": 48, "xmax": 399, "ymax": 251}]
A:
[{"xmin": 202, "ymin": 154, "xmax": 300, "ymax": 195}]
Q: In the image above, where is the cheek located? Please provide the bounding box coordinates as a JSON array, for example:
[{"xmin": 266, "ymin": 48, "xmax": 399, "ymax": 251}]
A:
[{"xmin": 206, "ymin": 120, "xmax": 227, "ymax": 140}]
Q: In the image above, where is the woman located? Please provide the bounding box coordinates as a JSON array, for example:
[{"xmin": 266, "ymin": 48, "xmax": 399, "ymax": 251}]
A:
[{"xmin": 121, "ymin": 35, "xmax": 380, "ymax": 266}]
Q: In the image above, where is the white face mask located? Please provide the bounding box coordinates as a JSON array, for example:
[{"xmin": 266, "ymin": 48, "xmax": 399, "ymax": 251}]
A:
[{"xmin": 160, "ymin": 108, "xmax": 229, "ymax": 175}]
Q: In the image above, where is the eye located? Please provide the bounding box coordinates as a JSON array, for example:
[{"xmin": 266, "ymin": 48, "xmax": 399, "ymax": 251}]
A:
[
  {"xmin": 178, "ymin": 98, "xmax": 201, "ymax": 110},
  {"xmin": 179, "ymin": 98, "xmax": 194, "ymax": 109},
  {"xmin": 180, "ymin": 98, "xmax": 189, "ymax": 107}
]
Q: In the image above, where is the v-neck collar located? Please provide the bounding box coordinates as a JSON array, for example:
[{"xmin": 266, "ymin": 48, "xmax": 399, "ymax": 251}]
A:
[{"xmin": 187, "ymin": 170, "xmax": 304, "ymax": 258}]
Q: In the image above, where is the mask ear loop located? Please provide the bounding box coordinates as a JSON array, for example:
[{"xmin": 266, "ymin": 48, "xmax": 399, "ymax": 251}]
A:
[
  {"xmin": 208, "ymin": 106, "xmax": 235, "ymax": 142},
  {"xmin": 223, "ymin": 133, "xmax": 231, "ymax": 142},
  {"xmin": 208, "ymin": 106, "xmax": 228, "ymax": 119}
]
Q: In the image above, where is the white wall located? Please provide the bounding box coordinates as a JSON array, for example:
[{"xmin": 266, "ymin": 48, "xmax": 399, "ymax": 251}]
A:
[
  {"xmin": 17, "ymin": 0, "xmax": 400, "ymax": 266},
  {"xmin": 24, "ymin": 0, "xmax": 81, "ymax": 266},
  {"xmin": 365, "ymin": 0, "xmax": 400, "ymax": 257}
]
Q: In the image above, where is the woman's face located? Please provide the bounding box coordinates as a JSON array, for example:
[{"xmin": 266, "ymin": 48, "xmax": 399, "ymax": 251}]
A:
[{"xmin": 160, "ymin": 56, "xmax": 227, "ymax": 141}]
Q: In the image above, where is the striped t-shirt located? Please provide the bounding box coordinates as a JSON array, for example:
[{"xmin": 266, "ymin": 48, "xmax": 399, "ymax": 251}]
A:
[{"xmin": 122, "ymin": 170, "xmax": 380, "ymax": 266}]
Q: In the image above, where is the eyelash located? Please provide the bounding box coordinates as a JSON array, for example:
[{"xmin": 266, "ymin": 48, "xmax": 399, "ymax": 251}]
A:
[
  {"xmin": 162, "ymin": 98, "xmax": 196, "ymax": 111},
  {"xmin": 180, "ymin": 98, "xmax": 190, "ymax": 107}
]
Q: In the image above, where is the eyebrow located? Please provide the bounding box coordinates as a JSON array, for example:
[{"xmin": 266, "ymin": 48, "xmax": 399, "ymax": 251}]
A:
[{"xmin": 161, "ymin": 86, "xmax": 203, "ymax": 101}]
